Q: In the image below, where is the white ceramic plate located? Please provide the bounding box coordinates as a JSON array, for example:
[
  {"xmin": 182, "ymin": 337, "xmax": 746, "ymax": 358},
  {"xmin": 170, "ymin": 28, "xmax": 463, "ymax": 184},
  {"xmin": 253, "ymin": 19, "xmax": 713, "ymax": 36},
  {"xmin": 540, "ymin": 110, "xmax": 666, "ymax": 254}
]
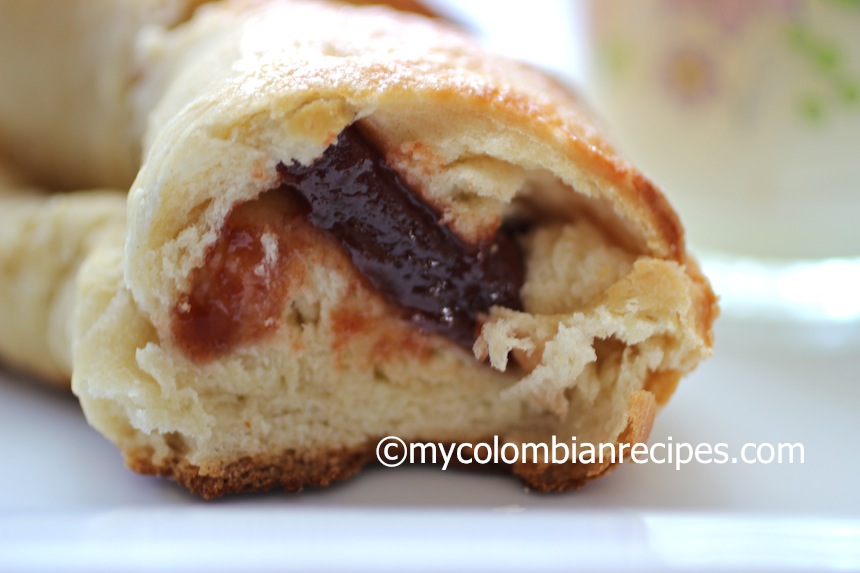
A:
[{"xmin": 2, "ymin": 317, "xmax": 859, "ymax": 572}]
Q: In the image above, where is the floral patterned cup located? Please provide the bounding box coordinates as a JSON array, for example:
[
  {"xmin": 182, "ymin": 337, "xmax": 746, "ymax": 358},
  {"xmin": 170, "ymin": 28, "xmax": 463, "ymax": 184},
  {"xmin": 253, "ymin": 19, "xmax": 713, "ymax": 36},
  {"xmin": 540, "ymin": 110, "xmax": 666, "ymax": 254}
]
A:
[
  {"xmin": 581, "ymin": 0, "xmax": 860, "ymax": 335},
  {"xmin": 586, "ymin": 0, "xmax": 860, "ymax": 260}
]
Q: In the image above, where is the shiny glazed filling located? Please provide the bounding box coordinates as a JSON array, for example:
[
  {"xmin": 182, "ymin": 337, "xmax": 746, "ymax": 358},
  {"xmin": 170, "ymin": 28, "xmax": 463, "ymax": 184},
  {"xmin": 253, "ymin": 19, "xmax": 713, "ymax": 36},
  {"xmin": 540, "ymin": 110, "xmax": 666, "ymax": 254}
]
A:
[{"xmin": 172, "ymin": 126, "xmax": 525, "ymax": 362}]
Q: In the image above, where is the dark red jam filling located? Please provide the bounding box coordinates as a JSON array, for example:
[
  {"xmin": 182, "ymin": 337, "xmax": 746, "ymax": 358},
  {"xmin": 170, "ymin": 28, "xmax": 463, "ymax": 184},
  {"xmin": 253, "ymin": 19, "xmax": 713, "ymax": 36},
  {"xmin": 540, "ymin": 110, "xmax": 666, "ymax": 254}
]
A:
[
  {"xmin": 172, "ymin": 125, "xmax": 524, "ymax": 361},
  {"xmin": 171, "ymin": 193, "xmax": 310, "ymax": 362},
  {"xmin": 275, "ymin": 127, "xmax": 524, "ymax": 349}
]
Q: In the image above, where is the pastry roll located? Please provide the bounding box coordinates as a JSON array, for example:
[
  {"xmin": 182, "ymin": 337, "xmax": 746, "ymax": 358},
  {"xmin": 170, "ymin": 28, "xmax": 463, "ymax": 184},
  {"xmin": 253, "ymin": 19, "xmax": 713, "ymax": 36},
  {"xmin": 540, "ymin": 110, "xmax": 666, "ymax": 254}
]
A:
[
  {"xmin": 0, "ymin": 156, "xmax": 126, "ymax": 385},
  {"xmin": 0, "ymin": 0, "xmax": 212, "ymax": 190},
  {"xmin": 5, "ymin": 0, "xmax": 717, "ymax": 497}
]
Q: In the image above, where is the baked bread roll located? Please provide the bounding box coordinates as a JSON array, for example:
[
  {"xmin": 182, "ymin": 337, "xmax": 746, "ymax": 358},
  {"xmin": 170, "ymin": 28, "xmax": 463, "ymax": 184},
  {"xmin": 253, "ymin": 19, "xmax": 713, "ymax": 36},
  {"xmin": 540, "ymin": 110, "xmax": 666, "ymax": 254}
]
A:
[
  {"xmin": 76, "ymin": 0, "xmax": 716, "ymax": 496},
  {"xmin": 1, "ymin": 0, "xmax": 716, "ymax": 497},
  {"xmin": 0, "ymin": 158, "xmax": 125, "ymax": 385},
  {"xmin": 0, "ymin": 0, "xmax": 211, "ymax": 190}
]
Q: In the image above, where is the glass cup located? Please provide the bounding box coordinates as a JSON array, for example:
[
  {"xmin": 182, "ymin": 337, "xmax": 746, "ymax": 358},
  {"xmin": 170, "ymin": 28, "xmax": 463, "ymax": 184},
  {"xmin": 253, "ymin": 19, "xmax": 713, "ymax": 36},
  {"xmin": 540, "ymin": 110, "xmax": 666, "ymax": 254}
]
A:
[{"xmin": 582, "ymin": 0, "xmax": 860, "ymax": 345}]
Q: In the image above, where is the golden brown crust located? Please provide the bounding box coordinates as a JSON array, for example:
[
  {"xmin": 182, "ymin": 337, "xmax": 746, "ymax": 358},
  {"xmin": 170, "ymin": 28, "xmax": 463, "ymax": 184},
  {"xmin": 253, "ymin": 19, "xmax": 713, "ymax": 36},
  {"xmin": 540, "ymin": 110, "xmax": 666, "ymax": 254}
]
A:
[{"xmin": 128, "ymin": 445, "xmax": 376, "ymax": 499}]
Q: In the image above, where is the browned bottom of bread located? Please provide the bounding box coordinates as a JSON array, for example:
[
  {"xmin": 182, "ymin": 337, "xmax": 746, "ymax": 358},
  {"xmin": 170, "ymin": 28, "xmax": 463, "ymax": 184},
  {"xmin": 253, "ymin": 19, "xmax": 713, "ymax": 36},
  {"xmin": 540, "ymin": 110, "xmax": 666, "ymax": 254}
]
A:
[
  {"xmin": 128, "ymin": 445, "xmax": 375, "ymax": 499},
  {"xmin": 128, "ymin": 440, "xmax": 601, "ymax": 500},
  {"xmin": 125, "ymin": 389, "xmax": 657, "ymax": 499}
]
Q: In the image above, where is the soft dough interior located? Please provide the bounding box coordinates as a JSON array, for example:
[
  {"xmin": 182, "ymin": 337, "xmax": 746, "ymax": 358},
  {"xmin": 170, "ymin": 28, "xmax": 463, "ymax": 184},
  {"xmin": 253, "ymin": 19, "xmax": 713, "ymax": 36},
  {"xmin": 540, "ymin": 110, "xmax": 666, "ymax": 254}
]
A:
[{"xmin": 75, "ymin": 186, "xmax": 703, "ymax": 476}]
